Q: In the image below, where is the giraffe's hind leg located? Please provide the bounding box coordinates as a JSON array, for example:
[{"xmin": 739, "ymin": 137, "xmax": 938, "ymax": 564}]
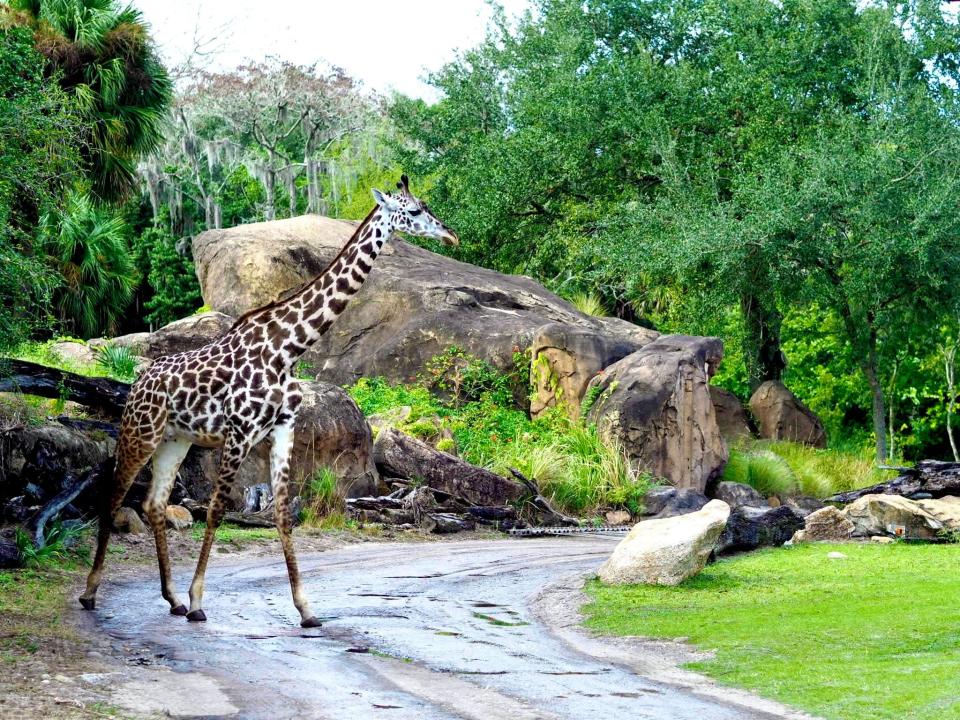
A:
[
  {"xmin": 187, "ymin": 432, "xmax": 251, "ymax": 622},
  {"xmin": 79, "ymin": 429, "xmax": 162, "ymax": 610},
  {"xmin": 143, "ymin": 437, "xmax": 192, "ymax": 615}
]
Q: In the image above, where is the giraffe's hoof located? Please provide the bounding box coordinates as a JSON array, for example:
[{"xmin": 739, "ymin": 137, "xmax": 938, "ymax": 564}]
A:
[
  {"xmin": 78, "ymin": 597, "xmax": 96, "ymax": 611},
  {"xmin": 186, "ymin": 609, "xmax": 207, "ymax": 622},
  {"xmin": 170, "ymin": 604, "xmax": 188, "ymax": 616},
  {"xmin": 300, "ymin": 616, "xmax": 323, "ymax": 629}
]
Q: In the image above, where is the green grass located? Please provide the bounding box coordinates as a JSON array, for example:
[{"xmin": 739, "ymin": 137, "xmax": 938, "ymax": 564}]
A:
[
  {"xmin": 0, "ymin": 563, "xmax": 85, "ymax": 662},
  {"xmin": 584, "ymin": 543, "xmax": 960, "ymax": 720},
  {"xmin": 723, "ymin": 439, "xmax": 891, "ymax": 498},
  {"xmin": 191, "ymin": 521, "xmax": 278, "ymax": 546}
]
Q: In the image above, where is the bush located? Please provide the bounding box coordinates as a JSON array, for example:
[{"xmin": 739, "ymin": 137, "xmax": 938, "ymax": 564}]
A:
[
  {"xmin": 348, "ymin": 348, "xmax": 657, "ymax": 517},
  {"xmin": 299, "ymin": 467, "xmax": 343, "ymax": 526}
]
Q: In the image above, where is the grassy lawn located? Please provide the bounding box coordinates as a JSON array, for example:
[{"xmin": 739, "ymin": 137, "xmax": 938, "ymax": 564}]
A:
[{"xmin": 583, "ymin": 543, "xmax": 960, "ymax": 720}]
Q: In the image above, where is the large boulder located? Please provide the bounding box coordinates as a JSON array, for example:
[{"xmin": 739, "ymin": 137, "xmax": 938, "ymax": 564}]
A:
[
  {"xmin": 584, "ymin": 335, "xmax": 728, "ymax": 491},
  {"xmin": 749, "ymin": 381, "xmax": 827, "ymax": 448},
  {"xmin": 710, "ymin": 387, "xmax": 752, "ymax": 441},
  {"xmin": 716, "ymin": 505, "xmax": 804, "ymax": 554},
  {"xmin": 915, "ymin": 496, "xmax": 960, "ymax": 530},
  {"xmin": 141, "ymin": 312, "xmax": 234, "ymax": 359},
  {"xmin": 843, "ymin": 494, "xmax": 943, "ymax": 539},
  {"xmin": 529, "ymin": 322, "xmax": 656, "ymax": 420},
  {"xmin": 598, "ymin": 499, "xmax": 730, "ymax": 586},
  {"xmin": 192, "ymin": 215, "xmax": 653, "ymax": 387},
  {"xmin": 51, "ymin": 340, "xmax": 97, "ymax": 367}
]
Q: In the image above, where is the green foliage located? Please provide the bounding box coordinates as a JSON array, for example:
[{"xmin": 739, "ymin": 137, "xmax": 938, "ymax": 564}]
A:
[
  {"xmin": 40, "ymin": 192, "xmax": 137, "ymax": 337},
  {"xmin": 0, "ymin": 25, "xmax": 81, "ymax": 352},
  {"xmin": 5, "ymin": 0, "xmax": 172, "ymax": 202},
  {"xmin": 584, "ymin": 543, "xmax": 960, "ymax": 720},
  {"xmin": 93, "ymin": 343, "xmax": 136, "ymax": 380},
  {"xmin": 133, "ymin": 225, "xmax": 202, "ymax": 328},
  {"xmin": 424, "ymin": 345, "xmax": 515, "ymax": 406},
  {"xmin": 393, "ymin": 0, "xmax": 960, "ymax": 460},
  {"xmin": 348, "ymin": 349, "xmax": 655, "ymax": 516},
  {"xmin": 15, "ymin": 520, "xmax": 89, "ymax": 568}
]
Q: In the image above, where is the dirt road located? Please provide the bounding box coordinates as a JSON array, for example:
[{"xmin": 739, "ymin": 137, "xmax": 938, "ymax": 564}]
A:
[{"xmin": 74, "ymin": 536, "xmax": 814, "ymax": 719}]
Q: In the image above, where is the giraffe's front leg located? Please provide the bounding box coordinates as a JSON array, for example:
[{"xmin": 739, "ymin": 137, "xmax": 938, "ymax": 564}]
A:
[{"xmin": 270, "ymin": 420, "xmax": 320, "ymax": 628}]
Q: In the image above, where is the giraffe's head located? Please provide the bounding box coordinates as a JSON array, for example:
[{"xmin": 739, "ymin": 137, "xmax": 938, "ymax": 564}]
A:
[{"xmin": 372, "ymin": 175, "xmax": 459, "ymax": 246}]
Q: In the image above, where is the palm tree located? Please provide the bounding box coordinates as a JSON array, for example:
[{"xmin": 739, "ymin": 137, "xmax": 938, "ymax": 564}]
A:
[
  {"xmin": 5, "ymin": 0, "xmax": 172, "ymax": 203},
  {"xmin": 42, "ymin": 192, "xmax": 138, "ymax": 337}
]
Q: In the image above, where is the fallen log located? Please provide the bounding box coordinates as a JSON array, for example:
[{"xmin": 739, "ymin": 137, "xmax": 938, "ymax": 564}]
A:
[
  {"xmin": 0, "ymin": 359, "xmax": 130, "ymax": 417},
  {"xmin": 373, "ymin": 428, "xmax": 524, "ymax": 506},
  {"xmin": 508, "ymin": 468, "xmax": 579, "ymax": 526},
  {"xmin": 827, "ymin": 460, "xmax": 960, "ymax": 503},
  {"xmin": 26, "ymin": 458, "xmax": 113, "ymax": 547}
]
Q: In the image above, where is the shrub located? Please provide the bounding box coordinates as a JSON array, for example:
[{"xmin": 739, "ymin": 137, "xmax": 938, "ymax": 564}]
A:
[
  {"xmin": 94, "ymin": 343, "xmax": 137, "ymax": 380},
  {"xmin": 15, "ymin": 520, "xmax": 89, "ymax": 568}
]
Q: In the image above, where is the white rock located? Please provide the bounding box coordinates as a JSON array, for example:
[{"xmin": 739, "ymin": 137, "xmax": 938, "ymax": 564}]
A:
[
  {"xmin": 598, "ymin": 499, "xmax": 730, "ymax": 586},
  {"xmin": 827, "ymin": 551, "xmax": 848, "ymax": 560},
  {"xmin": 843, "ymin": 494, "xmax": 942, "ymax": 539}
]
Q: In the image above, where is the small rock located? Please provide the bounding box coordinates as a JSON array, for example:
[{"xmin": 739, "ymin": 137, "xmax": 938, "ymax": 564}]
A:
[
  {"xmin": 767, "ymin": 495, "xmax": 782, "ymax": 508},
  {"xmin": 605, "ymin": 510, "xmax": 632, "ymax": 526},
  {"xmin": 827, "ymin": 551, "xmax": 848, "ymax": 560},
  {"xmin": 711, "ymin": 481, "xmax": 767, "ymax": 510},
  {"xmin": 113, "ymin": 507, "xmax": 147, "ymax": 534},
  {"xmin": 54, "ymin": 674, "xmax": 72, "ymax": 683},
  {"xmin": 871, "ymin": 535, "xmax": 895, "ymax": 544},
  {"xmin": 716, "ymin": 505, "xmax": 805, "ymax": 555},
  {"xmin": 165, "ymin": 505, "xmax": 193, "ymax": 531},
  {"xmin": 51, "ymin": 340, "xmax": 97, "ymax": 366}
]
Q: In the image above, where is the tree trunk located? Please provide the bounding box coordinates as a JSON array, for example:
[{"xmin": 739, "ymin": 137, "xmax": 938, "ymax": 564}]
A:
[
  {"xmin": 863, "ymin": 333, "xmax": 888, "ymax": 462},
  {"xmin": 0, "ymin": 360, "xmax": 130, "ymax": 417},
  {"xmin": 740, "ymin": 293, "xmax": 786, "ymax": 391}
]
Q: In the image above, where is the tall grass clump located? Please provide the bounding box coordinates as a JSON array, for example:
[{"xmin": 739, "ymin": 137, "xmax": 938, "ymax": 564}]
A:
[
  {"xmin": 94, "ymin": 344, "xmax": 137, "ymax": 380},
  {"xmin": 299, "ymin": 467, "xmax": 345, "ymax": 527},
  {"xmin": 723, "ymin": 440, "xmax": 891, "ymax": 498},
  {"xmin": 568, "ymin": 291, "xmax": 608, "ymax": 317}
]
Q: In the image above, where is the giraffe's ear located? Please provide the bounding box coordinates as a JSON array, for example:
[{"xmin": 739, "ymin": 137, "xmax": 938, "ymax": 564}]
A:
[{"xmin": 372, "ymin": 188, "xmax": 397, "ymax": 209}]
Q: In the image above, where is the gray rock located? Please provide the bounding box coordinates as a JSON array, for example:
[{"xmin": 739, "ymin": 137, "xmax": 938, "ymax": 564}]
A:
[
  {"xmin": 711, "ymin": 481, "xmax": 767, "ymax": 510},
  {"xmin": 0, "ymin": 538, "xmax": 22, "ymax": 568},
  {"xmin": 643, "ymin": 487, "xmax": 710, "ymax": 518},
  {"xmin": 192, "ymin": 215, "xmax": 655, "ymax": 388},
  {"xmin": 710, "ymin": 387, "xmax": 752, "ymax": 441},
  {"xmin": 113, "ymin": 507, "xmax": 147, "ymax": 534},
  {"xmin": 529, "ymin": 322, "xmax": 655, "ymax": 420},
  {"xmin": 585, "ymin": 335, "xmax": 728, "ymax": 491},
  {"xmin": 716, "ymin": 505, "xmax": 805, "ymax": 554},
  {"xmin": 141, "ymin": 312, "xmax": 234, "ymax": 359},
  {"xmin": 844, "ymin": 494, "xmax": 942, "ymax": 539},
  {"xmin": 749, "ymin": 381, "xmax": 827, "ymax": 447}
]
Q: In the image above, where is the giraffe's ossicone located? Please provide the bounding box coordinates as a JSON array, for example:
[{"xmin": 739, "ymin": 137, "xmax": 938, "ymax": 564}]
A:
[{"xmin": 80, "ymin": 175, "xmax": 458, "ymax": 627}]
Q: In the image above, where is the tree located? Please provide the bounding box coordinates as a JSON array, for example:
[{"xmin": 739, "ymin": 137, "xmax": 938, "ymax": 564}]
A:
[
  {"xmin": 0, "ymin": 23, "xmax": 81, "ymax": 350},
  {"xmin": 140, "ymin": 59, "xmax": 373, "ymax": 232},
  {"xmin": 5, "ymin": 0, "xmax": 172, "ymax": 203},
  {"xmin": 41, "ymin": 192, "xmax": 138, "ymax": 337}
]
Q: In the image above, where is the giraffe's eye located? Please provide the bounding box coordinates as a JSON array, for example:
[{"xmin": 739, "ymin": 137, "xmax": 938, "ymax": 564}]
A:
[{"xmin": 408, "ymin": 208, "xmax": 422, "ymax": 216}]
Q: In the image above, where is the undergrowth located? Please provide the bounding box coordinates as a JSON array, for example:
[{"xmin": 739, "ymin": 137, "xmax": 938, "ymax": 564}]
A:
[
  {"xmin": 723, "ymin": 439, "xmax": 890, "ymax": 498},
  {"xmin": 348, "ymin": 351, "xmax": 655, "ymax": 517}
]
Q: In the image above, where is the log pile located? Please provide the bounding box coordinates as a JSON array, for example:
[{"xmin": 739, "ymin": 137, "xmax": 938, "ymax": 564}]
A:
[{"xmin": 827, "ymin": 460, "xmax": 960, "ymax": 503}]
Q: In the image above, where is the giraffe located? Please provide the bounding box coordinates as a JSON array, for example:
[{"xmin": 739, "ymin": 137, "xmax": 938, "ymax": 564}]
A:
[{"xmin": 79, "ymin": 175, "xmax": 458, "ymax": 627}]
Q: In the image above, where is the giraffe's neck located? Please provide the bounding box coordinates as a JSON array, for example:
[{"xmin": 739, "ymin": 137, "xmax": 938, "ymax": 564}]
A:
[{"xmin": 235, "ymin": 206, "xmax": 392, "ymax": 369}]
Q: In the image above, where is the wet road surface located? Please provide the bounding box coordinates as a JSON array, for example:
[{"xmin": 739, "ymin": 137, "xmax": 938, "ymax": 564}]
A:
[{"xmin": 77, "ymin": 536, "xmax": 809, "ymax": 719}]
